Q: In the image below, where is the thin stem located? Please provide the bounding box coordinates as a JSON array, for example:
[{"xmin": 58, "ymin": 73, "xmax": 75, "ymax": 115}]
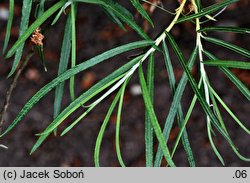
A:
[
  {"xmin": 0, "ymin": 51, "xmax": 34, "ymax": 133},
  {"xmin": 87, "ymin": 0, "xmax": 188, "ymax": 108},
  {"xmin": 191, "ymin": 0, "xmax": 211, "ymax": 123},
  {"xmin": 140, "ymin": 0, "xmax": 175, "ymax": 15}
]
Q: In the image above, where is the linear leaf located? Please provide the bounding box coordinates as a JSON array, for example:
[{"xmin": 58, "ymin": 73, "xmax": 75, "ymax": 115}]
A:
[
  {"xmin": 54, "ymin": 14, "xmax": 72, "ymax": 118},
  {"xmin": 165, "ymin": 32, "xmax": 234, "ymax": 148},
  {"xmin": 0, "ymin": 41, "xmax": 153, "ymax": 138},
  {"xmin": 130, "ymin": 0, "xmax": 154, "ymax": 27},
  {"xmin": 195, "ymin": 0, "xmax": 202, "ymax": 11},
  {"xmin": 139, "ymin": 65, "xmax": 175, "ymax": 167},
  {"xmin": 75, "ymin": 0, "xmax": 150, "ymax": 40},
  {"xmin": 8, "ymin": 0, "xmax": 33, "ymax": 77},
  {"xmin": 204, "ymin": 37, "xmax": 250, "ymax": 59},
  {"xmin": 94, "ymin": 88, "xmax": 122, "ymax": 167},
  {"xmin": 101, "ymin": 6, "xmax": 126, "ymax": 30},
  {"xmin": 177, "ymin": 0, "xmax": 239, "ymax": 23},
  {"xmin": 204, "ymin": 60, "xmax": 250, "ymax": 70},
  {"xmin": 145, "ymin": 53, "xmax": 154, "ymax": 167},
  {"xmin": 207, "ymin": 82, "xmax": 250, "ymax": 162},
  {"xmin": 208, "ymin": 85, "xmax": 250, "ymax": 135},
  {"xmin": 2, "ymin": 0, "xmax": 14, "ymax": 54},
  {"xmin": 203, "ymin": 50, "xmax": 250, "ymax": 101},
  {"xmin": 169, "ymin": 78, "xmax": 202, "ymax": 160},
  {"xmin": 30, "ymin": 56, "xmax": 143, "ymax": 153},
  {"xmin": 70, "ymin": 3, "xmax": 77, "ymax": 101},
  {"xmin": 207, "ymin": 121, "xmax": 225, "ymax": 165},
  {"xmin": 116, "ymin": 79, "xmax": 129, "ymax": 167},
  {"xmin": 206, "ymin": 84, "xmax": 226, "ymax": 166},
  {"xmin": 51, "ymin": 5, "xmax": 67, "ymax": 26},
  {"xmin": 35, "ymin": 0, "xmax": 47, "ymax": 72},
  {"xmin": 5, "ymin": 0, "xmax": 67, "ymax": 59},
  {"xmin": 103, "ymin": 1, "xmax": 150, "ymax": 40},
  {"xmin": 199, "ymin": 26, "xmax": 250, "ymax": 34},
  {"xmin": 162, "ymin": 40, "xmax": 195, "ymax": 166},
  {"xmin": 32, "ymin": 75, "xmax": 121, "ymax": 154},
  {"xmin": 208, "ymin": 80, "xmax": 227, "ymax": 131},
  {"xmin": 73, "ymin": 0, "xmax": 103, "ymax": 4},
  {"xmin": 36, "ymin": 0, "xmax": 46, "ymax": 18},
  {"xmin": 154, "ymin": 47, "xmax": 198, "ymax": 167},
  {"xmin": 60, "ymin": 103, "xmax": 96, "ymax": 136}
]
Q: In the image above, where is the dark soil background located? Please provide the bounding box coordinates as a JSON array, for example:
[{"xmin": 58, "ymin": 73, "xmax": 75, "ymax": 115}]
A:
[{"xmin": 0, "ymin": 0, "xmax": 249, "ymax": 167}]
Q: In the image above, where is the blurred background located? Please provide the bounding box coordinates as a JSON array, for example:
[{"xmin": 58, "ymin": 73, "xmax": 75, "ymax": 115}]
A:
[{"xmin": 0, "ymin": 0, "xmax": 249, "ymax": 166}]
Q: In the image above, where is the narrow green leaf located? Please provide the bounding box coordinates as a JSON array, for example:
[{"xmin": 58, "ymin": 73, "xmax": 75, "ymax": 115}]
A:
[
  {"xmin": 75, "ymin": 0, "xmax": 150, "ymax": 40},
  {"xmin": 208, "ymin": 85, "xmax": 250, "ymax": 135},
  {"xmin": 54, "ymin": 14, "xmax": 72, "ymax": 118},
  {"xmin": 94, "ymin": 88, "xmax": 122, "ymax": 167},
  {"xmin": 139, "ymin": 65, "xmax": 175, "ymax": 167},
  {"xmin": 168, "ymin": 35, "xmax": 250, "ymax": 164},
  {"xmin": 70, "ymin": 3, "xmax": 77, "ymax": 101},
  {"xmin": 60, "ymin": 71, "xmax": 132, "ymax": 137},
  {"xmin": 204, "ymin": 37, "xmax": 250, "ymax": 59},
  {"xmin": 162, "ymin": 40, "xmax": 176, "ymax": 92},
  {"xmin": 154, "ymin": 47, "xmax": 198, "ymax": 167},
  {"xmin": 208, "ymin": 81, "xmax": 227, "ymax": 131},
  {"xmin": 1, "ymin": 41, "xmax": 153, "ymax": 138},
  {"xmin": 8, "ymin": 0, "xmax": 33, "ymax": 77},
  {"xmin": 130, "ymin": 0, "xmax": 154, "ymax": 27},
  {"xmin": 35, "ymin": 0, "xmax": 47, "ymax": 72},
  {"xmin": 145, "ymin": 53, "xmax": 154, "ymax": 167},
  {"xmin": 177, "ymin": 0, "xmax": 239, "ymax": 23},
  {"xmin": 195, "ymin": 0, "xmax": 202, "ymax": 11},
  {"xmin": 36, "ymin": 45, "xmax": 47, "ymax": 72},
  {"xmin": 116, "ymin": 79, "xmax": 129, "ymax": 167},
  {"xmin": 207, "ymin": 121, "xmax": 225, "ymax": 165},
  {"xmin": 51, "ymin": 6, "xmax": 65, "ymax": 25},
  {"xmin": 5, "ymin": 0, "xmax": 67, "ymax": 59},
  {"xmin": 165, "ymin": 32, "xmax": 234, "ymax": 148},
  {"xmin": 30, "ymin": 56, "xmax": 143, "ymax": 153},
  {"xmin": 2, "ymin": 0, "xmax": 14, "ymax": 54},
  {"xmin": 73, "ymin": 0, "xmax": 103, "ymax": 4},
  {"xmin": 199, "ymin": 26, "xmax": 250, "ymax": 34},
  {"xmin": 171, "ymin": 91, "xmax": 197, "ymax": 159},
  {"xmin": 36, "ymin": 0, "xmax": 46, "ymax": 18},
  {"xmin": 205, "ymin": 82, "xmax": 226, "ymax": 166},
  {"xmin": 204, "ymin": 60, "xmax": 250, "ymax": 70},
  {"xmin": 101, "ymin": 6, "xmax": 126, "ymax": 30},
  {"xmin": 207, "ymin": 82, "xmax": 250, "ymax": 162},
  {"xmin": 103, "ymin": 1, "xmax": 150, "ymax": 40},
  {"xmin": 31, "ymin": 74, "xmax": 123, "ymax": 154},
  {"xmin": 162, "ymin": 40, "xmax": 195, "ymax": 167},
  {"xmin": 60, "ymin": 103, "xmax": 96, "ymax": 136},
  {"xmin": 203, "ymin": 50, "xmax": 250, "ymax": 101},
  {"xmin": 104, "ymin": 0, "xmax": 134, "ymax": 19}
]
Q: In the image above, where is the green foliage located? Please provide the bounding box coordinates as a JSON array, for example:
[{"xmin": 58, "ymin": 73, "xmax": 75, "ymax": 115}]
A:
[
  {"xmin": 1, "ymin": 0, "xmax": 250, "ymax": 166},
  {"xmin": 139, "ymin": 64, "xmax": 175, "ymax": 167},
  {"xmin": 161, "ymin": 40, "xmax": 195, "ymax": 167},
  {"xmin": 199, "ymin": 26, "xmax": 250, "ymax": 34},
  {"xmin": 204, "ymin": 60, "xmax": 250, "ymax": 70},
  {"xmin": 8, "ymin": 0, "xmax": 33, "ymax": 77},
  {"xmin": 145, "ymin": 53, "xmax": 154, "ymax": 167},
  {"xmin": 130, "ymin": 0, "xmax": 154, "ymax": 27},
  {"xmin": 203, "ymin": 50, "xmax": 250, "ymax": 101},
  {"xmin": 54, "ymin": 14, "xmax": 72, "ymax": 119},
  {"xmin": 2, "ymin": 0, "xmax": 14, "ymax": 54},
  {"xmin": 177, "ymin": 0, "xmax": 239, "ymax": 23}
]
